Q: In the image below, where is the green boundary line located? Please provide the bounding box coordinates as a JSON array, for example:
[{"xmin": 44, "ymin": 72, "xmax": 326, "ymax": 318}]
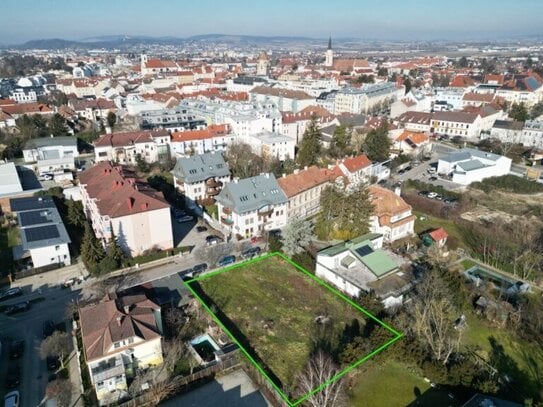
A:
[{"xmin": 184, "ymin": 251, "xmax": 403, "ymax": 406}]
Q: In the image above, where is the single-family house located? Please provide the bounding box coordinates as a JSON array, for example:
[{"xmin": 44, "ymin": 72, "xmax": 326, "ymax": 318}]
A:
[
  {"xmin": 23, "ymin": 136, "xmax": 79, "ymax": 174},
  {"xmin": 94, "ymin": 130, "xmax": 170, "ymax": 165}
]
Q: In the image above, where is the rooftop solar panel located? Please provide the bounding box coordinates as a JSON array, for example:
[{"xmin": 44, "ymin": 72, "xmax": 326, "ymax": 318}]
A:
[
  {"xmin": 19, "ymin": 210, "xmax": 53, "ymax": 227},
  {"xmin": 24, "ymin": 225, "xmax": 60, "ymax": 243},
  {"xmin": 10, "ymin": 196, "xmax": 55, "ymax": 212},
  {"xmin": 355, "ymin": 245, "xmax": 374, "ymax": 257}
]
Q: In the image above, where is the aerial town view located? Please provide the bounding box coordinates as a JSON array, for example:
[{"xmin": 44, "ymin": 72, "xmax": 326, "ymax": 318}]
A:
[{"xmin": 1, "ymin": 1, "xmax": 543, "ymax": 406}]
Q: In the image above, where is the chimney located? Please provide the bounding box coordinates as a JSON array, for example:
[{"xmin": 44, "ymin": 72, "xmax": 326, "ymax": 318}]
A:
[
  {"xmin": 116, "ymin": 316, "xmax": 122, "ymax": 326},
  {"xmin": 304, "ymin": 166, "xmax": 308, "ymax": 171},
  {"xmin": 282, "ymin": 173, "xmax": 286, "ymax": 178},
  {"xmin": 394, "ymin": 185, "xmax": 401, "ymax": 197},
  {"xmin": 265, "ymin": 173, "xmax": 270, "ymax": 178},
  {"xmin": 127, "ymin": 197, "xmax": 135, "ymax": 209},
  {"xmin": 141, "ymin": 202, "xmax": 149, "ymax": 210}
]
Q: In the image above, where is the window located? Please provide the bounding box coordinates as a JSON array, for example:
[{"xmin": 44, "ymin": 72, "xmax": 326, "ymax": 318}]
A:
[
  {"xmin": 114, "ymin": 342, "xmax": 120, "ymax": 349},
  {"xmin": 55, "ymin": 245, "xmax": 60, "ymax": 251},
  {"xmin": 128, "ymin": 338, "xmax": 134, "ymax": 344}
]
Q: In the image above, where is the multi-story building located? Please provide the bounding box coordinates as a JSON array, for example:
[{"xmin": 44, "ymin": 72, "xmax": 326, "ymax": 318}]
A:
[
  {"xmin": 78, "ymin": 162, "xmax": 173, "ymax": 256},
  {"xmin": 277, "ymin": 165, "xmax": 336, "ymax": 220},
  {"xmin": 180, "ymin": 99, "xmax": 282, "ymax": 137},
  {"xmin": 520, "ymin": 120, "xmax": 543, "ymax": 149},
  {"xmin": 10, "ymin": 88, "xmax": 38, "ymax": 103},
  {"xmin": 334, "ymin": 83, "xmax": 398, "ymax": 115},
  {"xmin": 10, "ymin": 196, "xmax": 71, "ymax": 269},
  {"xmin": 431, "ymin": 111, "xmax": 481, "ymax": 139},
  {"xmin": 280, "ymin": 106, "xmax": 335, "ymax": 143},
  {"xmin": 69, "ymin": 98, "xmax": 117, "ymax": 122},
  {"xmin": 94, "ymin": 130, "xmax": 170, "ymax": 165},
  {"xmin": 215, "ymin": 174, "xmax": 288, "ymax": 238},
  {"xmin": 250, "ymin": 86, "xmax": 315, "ymax": 113},
  {"xmin": 486, "ymin": 120, "xmax": 525, "ymax": 146},
  {"xmin": 337, "ymin": 154, "xmax": 373, "ymax": 188},
  {"xmin": 79, "ymin": 293, "xmax": 163, "ymax": 405},
  {"xmin": 256, "ymin": 52, "xmax": 270, "ymax": 76},
  {"xmin": 368, "ymin": 185, "xmax": 416, "ymax": 243},
  {"xmin": 23, "ymin": 136, "xmax": 79, "ymax": 175},
  {"xmin": 138, "ymin": 108, "xmax": 207, "ymax": 132},
  {"xmin": 241, "ymin": 131, "xmax": 296, "ymax": 161},
  {"xmin": 172, "ymin": 152, "xmax": 231, "ymax": 207},
  {"xmin": 170, "ymin": 124, "xmax": 234, "ymax": 157}
]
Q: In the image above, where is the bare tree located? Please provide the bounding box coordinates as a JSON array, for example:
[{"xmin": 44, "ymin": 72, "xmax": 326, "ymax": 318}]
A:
[
  {"xmin": 45, "ymin": 379, "xmax": 72, "ymax": 407},
  {"xmin": 409, "ymin": 273, "xmax": 462, "ymax": 365},
  {"xmin": 40, "ymin": 331, "xmax": 70, "ymax": 369},
  {"xmin": 282, "ymin": 218, "xmax": 313, "ymax": 257},
  {"xmin": 296, "ymin": 351, "xmax": 346, "ymax": 407}
]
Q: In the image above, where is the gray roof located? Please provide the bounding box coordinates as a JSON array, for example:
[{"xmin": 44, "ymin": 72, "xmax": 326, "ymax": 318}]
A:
[
  {"xmin": 172, "ymin": 152, "xmax": 230, "ymax": 184},
  {"xmin": 456, "ymin": 159, "xmax": 487, "ymax": 172},
  {"xmin": 441, "ymin": 148, "xmax": 503, "ymax": 163},
  {"xmin": 337, "ymin": 114, "xmax": 366, "ymax": 128},
  {"xmin": 24, "ymin": 136, "xmax": 77, "ymax": 150},
  {"xmin": 0, "ymin": 162, "xmax": 23, "ymax": 194},
  {"xmin": 216, "ymin": 173, "xmax": 287, "ymax": 214},
  {"xmin": 10, "ymin": 196, "xmax": 71, "ymax": 251},
  {"xmin": 493, "ymin": 120, "xmax": 524, "ymax": 131}
]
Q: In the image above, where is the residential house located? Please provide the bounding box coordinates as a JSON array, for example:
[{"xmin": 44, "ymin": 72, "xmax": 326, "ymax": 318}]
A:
[
  {"xmin": 78, "ymin": 162, "xmax": 173, "ymax": 256},
  {"xmin": 431, "ymin": 111, "xmax": 482, "ymax": 140},
  {"xmin": 390, "ymin": 90, "xmax": 432, "ymax": 118},
  {"xmin": 424, "ymin": 227, "xmax": 449, "ymax": 248},
  {"xmin": 392, "ymin": 131, "xmax": 430, "ymax": 157},
  {"xmin": 79, "ymin": 293, "xmax": 163, "ymax": 405},
  {"xmin": 395, "ymin": 111, "xmax": 432, "ymax": 133},
  {"xmin": 316, "ymin": 233, "xmax": 413, "ymax": 308},
  {"xmin": 241, "ymin": 131, "xmax": 296, "ymax": 161},
  {"xmin": 277, "ymin": 166, "xmax": 336, "ymax": 220},
  {"xmin": 337, "ymin": 154, "xmax": 373, "ymax": 188},
  {"xmin": 437, "ymin": 148, "xmax": 512, "ymax": 185},
  {"xmin": 10, "ymin": 88, "xmax": 38, "ymax": 103},
  {"xmin": 0, "ymin": 103, "xmax": 53, "ymax": 119},
  {"xmin": 334, "ymin": 83, "xmax": 398, "ymax": 115},
  {"xmin": 250, "ymin": 86, "xmax": 315, "ymax": 113},
  {"xmin": 172, "ymin": 152, "xmax": 231, "ymax": 207},
  {"xmin": 215, "ymin": 174, "xmax": 288, "ymax": 238},
  {"xmin": 94, "ymin": 130, "xmax": 170, "ymax": 165},
  {"xmin": 495, "ymin": 73, "xmax": 543, "ymax": 107},
  {"xmin": 170, "ymin": 124, "xmax": 234, "ymax": 157},
  {"xmin": 10, "ymin": 196, "xmax": 71, "ymax": 269},
  {"xmin": 520, "ymin": 120, "xmax": 543, "ymax": 149},
  {"xmin": 23, "ymin": 136, "xmax": 79, "ymax": 174},
  {"xmin": 280, "ymin": 105, "xmax": 335, "ymax": 143},
  {"xmin": 433, "ymin": 87, "xmax": 466, "ymax": 110},
  {"xmin": 486, "ymin": 120, "xmax": 525, "ymax": 146},
  {"xmin": 369, "ymin": 185, "xmax": 416, "ymax": 243},
  {"xmin": 69, "ymin": 98, "xmax": 117, "ymax": 122}
]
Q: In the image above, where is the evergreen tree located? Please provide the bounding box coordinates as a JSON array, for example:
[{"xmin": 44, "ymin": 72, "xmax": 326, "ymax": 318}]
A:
[
  {"xmin": 297, "ymin": 117, "xmax": 322, "ymax": 167},
  {"xmin": 81, "ymin": 222, "xmax": 106, "ymax": 271},
  {"xmin": 329, "ymin": 125, "xmax": 350, "ymax": 158},
  {"xmin": 66, "ymin": 199, "xmax": 85, "ymax": 228},
  {"xmin": 106, "ymin": 111, "xmax": 117, "ymax": 130},
  {"xmin": 362, "ymin": 122, "xmax": 390, "ymax": 162},
  {"xmin": 106, "ymin": 225, "xmax": 127, "ymax": 268},
  {"xmin": 281, "ymin": 218, "xmax": 313, "ymax": 257},
  {"xmin": 48, "ymin": 113, "xmax": 68, "ymax": 137},
  {"xmin": 509, "ymin": 102, "xmax": 529, "ymax": 122}
]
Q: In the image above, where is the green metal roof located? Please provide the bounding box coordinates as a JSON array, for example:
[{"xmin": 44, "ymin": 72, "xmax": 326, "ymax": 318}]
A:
[
  {"xmin": 358, "ymin": 249, "xmax": 399, "ymax": 277},
  {"xmin": 319, "ymin": 233, "xmax": 382, "ymax": 257}
]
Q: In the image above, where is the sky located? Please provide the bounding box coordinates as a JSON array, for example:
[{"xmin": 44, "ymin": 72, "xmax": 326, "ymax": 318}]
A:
[{"xmin": 2, "ymin": 0, "xmax": 542, "ymax": 44}]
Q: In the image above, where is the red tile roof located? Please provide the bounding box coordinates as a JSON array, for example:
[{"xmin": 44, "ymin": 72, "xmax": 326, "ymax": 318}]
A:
[
  {"xmin": 171, "ymin": 124, "xmax": 231, "ymax": 142},
  {"xmin": 94, "ymin": 130, "xmax": 169, "ymax": 148},
  {"xmin": 79, "ymin": 294, "xmax": 161, "ymax": 362},
  {"xmin": 341, "ymin": 154, "xmax": 372, "ymax": 172},
  {"xmin": 78, "ymin": 161, "xmax": 169, "ymax": 218},
  {"xmin": 1, "ymin": 103, "xmax": 52, "ymax": 115},
  {"xmin": 0, "ymin": 99, "xmax": 16, "ymax": 106},
  {"xmin": 369, "ymin": 185, "xmax": 415, "ymax": 227},
  {"xmin": 277, "ymin": 166, "xmax": 335, "ymax": 197},
  {"xmin": 429, "ymin": 227, "xmax": 448, "ymax": 242},
  {"xmin": 395, "ymin": 131, "xmax": 429, "ymax": 145}
]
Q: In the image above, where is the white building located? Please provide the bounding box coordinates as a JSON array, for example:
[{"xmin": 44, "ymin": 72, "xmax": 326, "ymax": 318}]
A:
[
  {"xmin": 93, "ymin": 130, "xmax": 170, "ymax": 165},
  {"xmin": 390, "ymin": 90, "xmax": 432, "ymax": 119},
  {"xmin": 256, "ymin": 52, "xmax": 270, "ymax": 76},
  {"xmin": 334, "ymin": 83, "xmax": 398, "ymax": 115},
  {"xmin": 215, "ymin": 174, "xmax": 288, "ymax": 239},
  {"xmin": 395, "ymin": 111, "xmax": 433, "ymax": 133},
  {"xmin": 10, "ymin": 196, "xmax": 71, "ymax": 269},
  {"xmin": 250, "ymin": 86, "xmax": 315, "ymax": 113},
  {"xmin": 10, "ymin": 88, "xmax": 38, "ymax": 104},
  {"xmin": 325, "ymin": 36, "xmax": 334, "ymax": 67},
  {"xmin": 172, "ymin": 152, "xmax": 231, "ymax": 208},
  {"xmin": 520, "ymin": 120, "xmax": 543, "ymax": 149},
  {"xmin": 241, "ymin": 131, "xmax": 296, "ymax": 161},
  {"xmin": 337, "ymin": 154, "xmax": 373, "ymax": 188},
  {"xmin": 433, "ymin": 87, "xmax": 466, "ymax": 111},
  {"xmin": 78, "ymin": 162, "xmax": 173, "ymax": 256},
  {"xmin": 437, "ymin": 148, "xmax": 512, "ymax": 185},
  {"xmin": 23, "ymin": 136, "xmax": 79, "ymax": 174},
  {"xmin": 170, "ymin": 124, "xmax": 234, "ymax": 157},
  {"xmin": 316, "ymin": 233, "xmax": 412, "ymax": 308},
  {"xmin": 485, "ymin": 120, "xmax": 526, "ymax": 146},
  {"xmin": 79, "ymin": 294, "xmax": 163, "ymax": 405},
  {"xmin": 0, "ymin": 163, "xmax": 23, "ymax": 195}
]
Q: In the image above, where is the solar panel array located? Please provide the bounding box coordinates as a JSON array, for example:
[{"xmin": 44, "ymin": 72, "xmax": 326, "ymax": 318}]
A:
[
  {"xmin": 10, "ymin": 197, "xmax": 55, "ymax": 212},
  {"xmin": 24, "ymin": 225, "xmax": 60, "ymax": 243},
  {"xmin": 355, "ymin": 245, "xmax": 374, "ymax": 257},
  {"xmin": 19, "ymin": 211, "xmax": 53, "ymax": 227}
]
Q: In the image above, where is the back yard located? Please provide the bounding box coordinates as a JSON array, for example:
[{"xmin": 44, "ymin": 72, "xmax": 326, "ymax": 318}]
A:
[{"xmin": 187, "ymin": 253, "xmax": 400, "ymax": 403}]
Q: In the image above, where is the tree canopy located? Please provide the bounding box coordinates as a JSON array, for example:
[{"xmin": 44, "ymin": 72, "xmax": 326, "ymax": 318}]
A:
[
  {"xmin": 297, "ymin": 117, "xmax": 322, "ymax": 167},
  {"xmin": 362, "ymin": 122, "xmax": 390, "ymax": 162}
]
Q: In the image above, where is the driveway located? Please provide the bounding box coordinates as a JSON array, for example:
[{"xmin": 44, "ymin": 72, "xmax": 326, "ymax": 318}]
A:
[{"xmin": 160, "ymin": 369, "xmax": 272, "ymax": 407}]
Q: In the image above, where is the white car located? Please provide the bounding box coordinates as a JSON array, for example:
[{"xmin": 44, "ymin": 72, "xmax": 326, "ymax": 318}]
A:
[
  {"xmin": 427, "ymin": 192, "xmax": 438, "ymax": 199},
  {"xmin": 4, "ymin": 391, "xmax": 19, "ymax": 407}
]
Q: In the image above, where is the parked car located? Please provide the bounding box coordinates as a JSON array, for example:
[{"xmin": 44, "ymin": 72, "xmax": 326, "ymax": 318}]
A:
[
  {"xmin": 418, "ymin": 191, "xmax": 429, "ymax": 197},
  {"xmin": 444, "ymin": 198, "xmax": 458, "ymax": 205},
  {"xmin": 42, "ymin": 320, "xmax": 56, "ymax": 339},
  {"xmin": 196, "ymin": 225, "xmax": 208, "ymax": 233},
  {"xmin": 179, "ymin": 268, "xmax": 194, "ymax": 278},
  {"xmin": 46, "ymin": 355, "xmax": 60, "ymax": 371},
  {"xmin": 177, "ymin": 215, "xmax": 194, "ymax": 223},
  {"xmin": 4, "ymin": 302, "xmax": 30, "ymax": 316},
  {"xmin": 241, "ymin": 247, "xmax": 262, "ymax": 259},
  {"xmin": 192, "ymin": 263, "xmax": 208, "ymax": 274},
  {"xmin": 206, "ymin": 235, "xmax": 221, "ymax": 246},
  {"xmin": 218, "ymin": 255, "xmax": 236, "ymax": 267},
  {"xmin": 5, "ymin": 365, "xmax": 20, "ymax": 389},
  {"xmin": 427, "ymin": 192, "xmax": 438, "ymax": 199},
  {"xmin": 0, "ymin": 288, "xmax": 23, "ymax": 302},
  {"xmin": 429, "ymin": 176, "xmax": 438, "ymax": 181},
  {"xmin": 4, "ymin": 391, "xmax": 19, "ymax": 407},
  {"xmin": 412, "ymin": 160, "xmax": 421, "ymax": 167},
  {"xmin": 434, "ymin": 195, "xmax": 444, "ymax": 201},
  {"xmin": 427, "ymin": 167, "xmax": 437, "ymax": 174},
  {"xmin": 9, "ymin": 340, "xmax": 24, "ymax": 359}
]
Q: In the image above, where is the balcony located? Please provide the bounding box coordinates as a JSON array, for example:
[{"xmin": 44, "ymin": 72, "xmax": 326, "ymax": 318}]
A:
[
  {"xmin": 258, "ymin": 207, "xmax": 273, "ymax": 218},
  {"xmin": 223, "ymin": 207, "xmax": 232, "ymax": 215},
  {"xmin": 206, "ymin": 178, "xmax": 223, "ymax": 188},
  {"xmin": 91, "ymin": 355, "xmax": 126, "ymax": 383},
  {"xmin": 207, "ymin": 187, "xmax": 220, "ymax": 196},
  {"xmin": 221, "ymin": 216, "xmax": 234, "ymax": 225}
]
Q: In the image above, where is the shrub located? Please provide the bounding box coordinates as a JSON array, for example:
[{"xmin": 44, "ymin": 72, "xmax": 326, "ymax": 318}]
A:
[{"xmin": 471, "ymin": 175, "xmax": 543, "ymax": 194}]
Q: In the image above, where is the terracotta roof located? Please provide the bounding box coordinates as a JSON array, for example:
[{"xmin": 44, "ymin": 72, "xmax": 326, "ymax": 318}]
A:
[
  {"xmin": 462, "ymin": 92, "xmax": 495, "ymax": 102},
  {"xmin": 429, "ymin": 227, "xmax": 448, "ymax": 242},
  {"xmin": 1, "ymin": 103, "xmax": 52, "ymax": 115},
  {"xmin": 79, "ymin": 294, "xmax": 161, "ymax": 362},
  {"xmin": 94, "ymin": 130, "xmax": 169, "ymax": 148},
  {"xmin": 251, "ymin": 86, "xmax": 313, "ymax": 100},
  {"xmin": 145, "ymin": 59, "xmax": 177, "ymax": 69},
  {"xmin": 332, "ymin": 59, "xmax": 370, "ymax": 72},
  {"xmin": 341, "ymin": 154, "xmax": 372, "ymax": 172},
  {"xmin": 0, "ymin": 99, "xmax": 16, "ymax": 106},
  {"xmin": 281, "ymin": 105, "xmax": 334, "ymax": 123},
  {"xmin": 78, "ymin": 161, "xmax": 169, "ymax": 218},
  {"xmin": 395, "ymin": 131, "xmax": 429, "ymax": 145},
  {"xmin": 432, "ymin": 111, "xmax": 479, "ymax": 124},
  {"xmin": 277, "ymin": 166, "xmax": 334, "ymax": 197},
  {"xmin": 70, "ymin": 98, "xmax": 116, "ymax": 111},
  {"xmin": 0, "ymin": 110, "xmax": 13, "ymax": 121},
  {"xmin": 396, "ymin": 111, "xmax": 432, "ymax": 125},
  {"xmin": 369, "ymin": 185, "xmax": 414, "ymax": 227},
  {"xmin": 450, "ymin": 75, "xmax": 476, "ymax": 88},
  {"xmin": 171, "ymin": 124, "xmax": 230, "ymax": 142}
]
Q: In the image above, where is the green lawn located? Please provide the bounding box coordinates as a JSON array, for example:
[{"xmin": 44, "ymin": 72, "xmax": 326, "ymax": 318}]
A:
[
  {"xmin": 413, "ymin": 211, "xmax": 467, "ymax": 249},
  {"xmin": 349, "ymin": 360, "xmax": 459, "ymax": 407},
  {"xmin": 460, "ymin": 258, "xmax": 478, "ymax": 270},
  {"xmin": 193, "ymin": 254, "xmax": 397, "ymax": 391}
]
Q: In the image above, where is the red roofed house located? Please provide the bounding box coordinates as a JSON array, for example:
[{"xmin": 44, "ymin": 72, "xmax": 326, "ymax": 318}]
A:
[
  {"xmin": 277, "ymin": 165, "xmax": 338, "ymax": 219},
  {"xmin": 94, "ymin": 130, "xmax": 171, "ymax": 165},
  {"xmin": 338, "ymin": 154, "xmax": 373, "ymax": 187},
  {"xmin": 79, "ymin": 293, "xmax": 163, "ymax": 404},
  {"xmin": 78, "ymin": 162, "xmax": 173, "ymax": 256},
  {"xmin": 369, "ymin": 185, "xmax": 416, "ymax": 242},
  {"xmin": 170, "ymin": 124, "xmax": 234, "ymax": 156},
  {"xmin": 393, "ymin": 131, "xmax": 430, "ymax": 155},
  {"xmin": 428, "ymin": 227, "xmax": 448, "ymax": 248}
]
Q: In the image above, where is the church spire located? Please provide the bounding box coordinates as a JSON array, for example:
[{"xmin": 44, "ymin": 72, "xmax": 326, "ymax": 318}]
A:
[{"xmin": 328, "ymin": 34, "xmax": 332, "ymax": 50}]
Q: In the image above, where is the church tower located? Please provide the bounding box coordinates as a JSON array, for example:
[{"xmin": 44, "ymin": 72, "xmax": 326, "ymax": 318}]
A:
[
  {"xmin": 325, "ymin": 35, "xmax": 334, "ymax": 67},
  {"xmin": 140, "ymin": 51, "xmax": 149, "ymax": 73},
  {"xmin": 256, "ymin": 51, "xmax": 270, "ymax": 76}
]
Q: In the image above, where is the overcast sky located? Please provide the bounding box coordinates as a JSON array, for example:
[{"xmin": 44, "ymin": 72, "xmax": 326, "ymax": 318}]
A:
[{"xmin": 2, "ymin": 0, "xmax": 542, "ymax": 44}]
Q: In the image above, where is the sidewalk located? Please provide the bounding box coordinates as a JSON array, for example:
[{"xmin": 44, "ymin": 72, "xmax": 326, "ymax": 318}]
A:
[
  {"xmin": 11, "ymin": 260, "xmax": 89, "ymax": 292},
  {"xmin": 68, "ymin": 327, "xmax": 84, "ymax": 407}
]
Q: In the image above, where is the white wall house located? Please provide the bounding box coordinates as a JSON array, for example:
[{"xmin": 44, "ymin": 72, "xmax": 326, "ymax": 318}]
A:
[
  {"xmin": 78, "ymin": 162, "xmax": 173, "ymax": 256},
  {"xmin": 170, "ymin": 124, "xmax": 235, "ymax": 157},
  {"xmin": 23, "ymin": 136, "xmax": 79, "ymax": 164},
  {"xmin": 250, "ymin": 86, "xmax": 315, "ymax": 113},
  {"xmin": 437, "ymin": 148, "xmax": 512, "ymax": 185},
  {"xmin": 215, "ymin": 174, "xmax": 288, "ymax": 239},
  {"xmin": 241, "ymin": 131, "xmax": 296, "ymax": 161},
  {"xmin": 94, "ymin": 130, "xmax": 170, "ymax": 165}
]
